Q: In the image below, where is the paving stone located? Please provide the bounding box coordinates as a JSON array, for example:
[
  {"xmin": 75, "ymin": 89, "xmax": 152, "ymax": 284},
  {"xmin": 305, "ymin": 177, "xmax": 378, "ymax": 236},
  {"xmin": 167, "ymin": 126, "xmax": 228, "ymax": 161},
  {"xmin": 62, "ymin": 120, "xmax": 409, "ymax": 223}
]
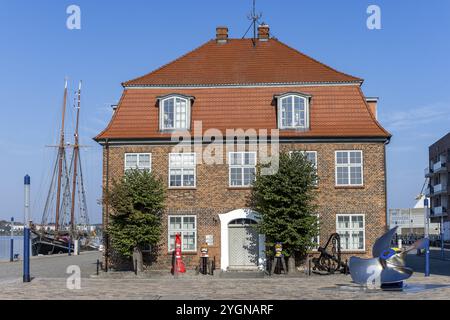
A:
[{"xmin": 1, "ymin": 249, "xmax": 449, "ymax": 300}]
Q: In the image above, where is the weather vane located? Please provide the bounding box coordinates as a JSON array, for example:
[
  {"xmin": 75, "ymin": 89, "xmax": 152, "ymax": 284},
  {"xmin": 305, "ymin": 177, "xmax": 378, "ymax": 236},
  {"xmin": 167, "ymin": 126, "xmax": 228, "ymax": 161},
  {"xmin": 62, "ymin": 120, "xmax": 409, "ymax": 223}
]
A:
[{"xmin": 243, "ymin": 0, "xmax": 263, "ymax": 45}]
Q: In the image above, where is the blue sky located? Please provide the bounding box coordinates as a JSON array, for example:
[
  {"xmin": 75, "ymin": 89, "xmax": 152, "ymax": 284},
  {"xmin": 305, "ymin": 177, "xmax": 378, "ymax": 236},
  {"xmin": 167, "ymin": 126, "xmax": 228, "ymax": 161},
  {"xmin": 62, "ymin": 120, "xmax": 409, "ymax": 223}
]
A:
[{"xmin": 0, "ymin": 0, "xmax": 449, "ymax": 223}]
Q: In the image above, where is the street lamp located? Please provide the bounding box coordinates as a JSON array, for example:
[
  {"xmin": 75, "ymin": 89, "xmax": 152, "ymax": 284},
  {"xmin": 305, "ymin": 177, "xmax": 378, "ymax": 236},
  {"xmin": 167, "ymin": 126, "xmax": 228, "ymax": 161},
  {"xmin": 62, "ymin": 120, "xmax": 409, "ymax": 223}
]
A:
[
  {"xmin": 416, "ymin": 193, "xmax": 430, "ymax": 276},
  {"xmin": 423, "ymin": 197, "xmax": 430, "ymax": 277}
]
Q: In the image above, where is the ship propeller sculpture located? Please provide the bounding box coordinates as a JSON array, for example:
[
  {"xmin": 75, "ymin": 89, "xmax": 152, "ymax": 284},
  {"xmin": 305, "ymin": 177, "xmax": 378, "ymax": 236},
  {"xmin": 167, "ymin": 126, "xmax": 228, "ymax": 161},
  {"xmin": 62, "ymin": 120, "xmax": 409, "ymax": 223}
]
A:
[{"xmin": 349, "ymin": 227, "xmax": 428, "ymax": 287}]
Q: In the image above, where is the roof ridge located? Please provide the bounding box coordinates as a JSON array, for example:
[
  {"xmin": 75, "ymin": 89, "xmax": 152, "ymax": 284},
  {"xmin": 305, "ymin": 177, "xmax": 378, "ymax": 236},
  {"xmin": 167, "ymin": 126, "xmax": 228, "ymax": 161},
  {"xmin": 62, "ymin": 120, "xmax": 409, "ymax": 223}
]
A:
[
  {"xmin": 271, "ymin": 38, "xmax": 363, "ymax": 84},
  {"xmin": 122, "ymin": 40, "xmax": 214, "ymax": 87}
]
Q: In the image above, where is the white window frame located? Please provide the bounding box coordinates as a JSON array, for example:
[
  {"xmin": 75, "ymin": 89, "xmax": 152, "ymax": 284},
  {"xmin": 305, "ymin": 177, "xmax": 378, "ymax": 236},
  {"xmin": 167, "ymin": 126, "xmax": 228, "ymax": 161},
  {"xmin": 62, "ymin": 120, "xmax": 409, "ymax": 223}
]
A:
[
  {"xmin": 335, "ymin": 150, "xmax": 364, "ymax": 186},
  {"xmin": 289, "ymin": 151, "xmax": 317, "ymax": 168},
  {"xmin": 336, "ymin": 214, "xmax": 366, "ymax": 252},
  {"xmin": 167, "ymin": 215, "xmax": 197, "ymax": 253},
  {"xmin": 277, "ymin": 94, "xmax": 310, "ymax": 130},
  {"xmin": 289, "ymin": 150, "xmax": 318, "ymax": 185},
  {"xmin": 124, "ymin": 153, "xmax": 152, "ymax": 171},
  {"xmin": 228, "ymin": 152, "xmax": 257, "ymax": 187},
  {"xmin": 168, "ymin": 153, "xmax": 196, "ymax": 188},
  {"xmin": 159, "ymin": 96, "xmax": 191, "ymax": 131}
]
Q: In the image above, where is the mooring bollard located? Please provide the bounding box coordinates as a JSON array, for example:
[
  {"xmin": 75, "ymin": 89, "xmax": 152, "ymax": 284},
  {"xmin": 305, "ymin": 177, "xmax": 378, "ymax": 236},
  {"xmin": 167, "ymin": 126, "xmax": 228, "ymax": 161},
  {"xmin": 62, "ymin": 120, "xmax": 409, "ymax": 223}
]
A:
[
  {"xmin": 10, "ymin": 237, "xmax": 14, "ymax": 262},
  {"xmin": 10, "ymin": 217, "xmax": 14, "ymax": 263},
  {"xmin": 308, "ymin": 258, "xmax": 312, "ymax": 276},
  {"xmin": 268, "ymin": 258, "xmax": 272, "ymax": 276},
  {"xmin": 74, "ymin": 239, "xmax": 79, "ymax": 256}
]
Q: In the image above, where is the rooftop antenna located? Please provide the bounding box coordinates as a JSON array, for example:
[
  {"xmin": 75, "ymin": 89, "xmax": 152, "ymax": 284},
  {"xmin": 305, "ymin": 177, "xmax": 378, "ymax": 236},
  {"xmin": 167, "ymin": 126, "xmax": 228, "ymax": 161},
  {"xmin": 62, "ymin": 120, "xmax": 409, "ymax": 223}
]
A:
[{"xmin": 243, "ymin": 0, "xmax": 262, "ymax": 46}]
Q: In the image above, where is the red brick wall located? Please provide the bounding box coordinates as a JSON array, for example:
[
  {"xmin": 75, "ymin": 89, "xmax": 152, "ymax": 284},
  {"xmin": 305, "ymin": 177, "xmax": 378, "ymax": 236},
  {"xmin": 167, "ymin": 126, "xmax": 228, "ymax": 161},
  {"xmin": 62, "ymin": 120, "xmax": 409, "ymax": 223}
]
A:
[{"xmin": 102, "ymin": 142, "xmax": 387, "ymax": 270}]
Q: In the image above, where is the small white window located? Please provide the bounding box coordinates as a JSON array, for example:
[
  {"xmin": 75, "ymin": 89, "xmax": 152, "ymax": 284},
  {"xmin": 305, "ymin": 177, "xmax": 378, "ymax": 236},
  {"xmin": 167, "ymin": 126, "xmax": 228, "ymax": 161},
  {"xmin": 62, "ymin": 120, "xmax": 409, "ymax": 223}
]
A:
[
  {"xmin": 289, "ymin": 151, "xmax": 317, "ymax": 168},
  {"xmin": 169, "ymin": 153, "xmax": 196, "ymax": 188},
  {"xmin": 229, "ymin": 152, "xmax": 256, "ymax": 187},
  {"xmin": 124, "ymin": 153, "xmax": 151, "ymax": 171},
  {"xmin": 160, "ymin": 96, "xmax": 190, "ymax": 130},
  {"xmin": 289, "ymin": 151, "xmax": 318, "ymax": 185},
  {"xmin": 335, "ymin": 151, "xmax": 363, "ymax": 186},
  {"xmin": 168, "ymin": 215, "xmax": 197, "ymax": 252},
  {"xmin": 278, "ymin": 94, "xmax": 309, "ymax": 129},
  {"xmin": 336, "ymin": 214, "xmax": 365, "ymax": 251}
]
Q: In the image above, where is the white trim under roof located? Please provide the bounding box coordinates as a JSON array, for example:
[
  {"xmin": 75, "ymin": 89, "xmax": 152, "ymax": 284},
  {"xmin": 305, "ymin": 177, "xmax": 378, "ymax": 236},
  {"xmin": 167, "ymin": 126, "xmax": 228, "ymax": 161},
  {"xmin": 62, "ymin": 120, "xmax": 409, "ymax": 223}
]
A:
[{"xmin": 123, "ymin": 81, "xmax": 363, "ymax": 90}]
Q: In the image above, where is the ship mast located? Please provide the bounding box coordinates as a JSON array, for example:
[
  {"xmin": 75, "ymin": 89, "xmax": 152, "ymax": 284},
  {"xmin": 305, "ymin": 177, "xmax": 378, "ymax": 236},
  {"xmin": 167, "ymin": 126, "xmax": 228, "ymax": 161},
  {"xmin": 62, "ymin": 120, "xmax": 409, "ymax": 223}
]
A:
[
  {"xmin": 55, "ymin": 79, "xmax": 68, "ymax": 232},
  {"xmin": 70, "ymin": 81, "xmax": 82, "ymax": 234}
]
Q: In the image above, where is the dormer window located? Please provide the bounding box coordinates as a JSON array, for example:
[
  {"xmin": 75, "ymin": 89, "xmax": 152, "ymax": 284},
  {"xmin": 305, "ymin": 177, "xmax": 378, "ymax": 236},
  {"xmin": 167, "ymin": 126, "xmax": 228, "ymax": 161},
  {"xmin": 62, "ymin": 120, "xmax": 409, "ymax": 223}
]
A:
[
  {"xmin": 275, "ymin": 93, "xmax": 311, "ymax": 130},
  {"xmin": 158, "ymin": 94, "xmax": 194, "ymax": 131}
]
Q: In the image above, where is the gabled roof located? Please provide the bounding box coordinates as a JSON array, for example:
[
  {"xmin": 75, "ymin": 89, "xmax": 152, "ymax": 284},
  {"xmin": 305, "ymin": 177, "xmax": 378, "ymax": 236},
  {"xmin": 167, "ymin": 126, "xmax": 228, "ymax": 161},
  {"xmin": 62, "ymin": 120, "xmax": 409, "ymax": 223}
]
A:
[
  {"xmin": 123, "ymin": 39, "xmax": 363, "ymax": 87},
  {"xmin": 95, "ymin": 37, "xmax": 391, "ymax": 142}
]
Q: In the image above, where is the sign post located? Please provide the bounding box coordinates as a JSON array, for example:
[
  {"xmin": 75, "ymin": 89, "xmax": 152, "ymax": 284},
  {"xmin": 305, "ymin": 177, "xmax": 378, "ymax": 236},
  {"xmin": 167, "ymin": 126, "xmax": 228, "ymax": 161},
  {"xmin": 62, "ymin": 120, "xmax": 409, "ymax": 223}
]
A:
[
  {"xmin": 424, "ymin": 198, "xmax": 430, "ymax": 277},
  {"xmin": 23, "ymin": 175, "xmax": 31, "ymax": 283},
  {"xmin": 10, "ymin": 217, "xmax": 14, "ymax": 262}
]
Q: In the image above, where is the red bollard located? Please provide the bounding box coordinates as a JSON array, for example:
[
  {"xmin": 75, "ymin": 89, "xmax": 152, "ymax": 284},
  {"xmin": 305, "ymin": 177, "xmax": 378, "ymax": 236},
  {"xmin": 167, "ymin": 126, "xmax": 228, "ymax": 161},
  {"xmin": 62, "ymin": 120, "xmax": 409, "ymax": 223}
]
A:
[{"xmin": 171, "ymin": 233, "xmax": 186, "ymax": 276}]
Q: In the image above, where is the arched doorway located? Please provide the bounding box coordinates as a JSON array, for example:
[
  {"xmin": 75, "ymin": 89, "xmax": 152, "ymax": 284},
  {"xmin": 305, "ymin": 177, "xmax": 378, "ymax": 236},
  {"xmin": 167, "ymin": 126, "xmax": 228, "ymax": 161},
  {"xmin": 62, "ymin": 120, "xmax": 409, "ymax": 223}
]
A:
[
  {"xmin": 228, "ymin": 219, "xmax": 259, "ymax": 269},
  {"xmin": 219, "ymin": 209, "xmax": 265, "ymax": 271}
]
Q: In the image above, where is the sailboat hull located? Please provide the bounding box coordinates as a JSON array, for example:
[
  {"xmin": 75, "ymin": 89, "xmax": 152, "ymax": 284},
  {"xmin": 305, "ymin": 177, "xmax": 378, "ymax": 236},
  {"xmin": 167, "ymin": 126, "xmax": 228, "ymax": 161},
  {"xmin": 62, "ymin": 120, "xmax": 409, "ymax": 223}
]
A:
[{"xmin": 31, "ymin": 231, "xmax": 73, "ymax": 256}]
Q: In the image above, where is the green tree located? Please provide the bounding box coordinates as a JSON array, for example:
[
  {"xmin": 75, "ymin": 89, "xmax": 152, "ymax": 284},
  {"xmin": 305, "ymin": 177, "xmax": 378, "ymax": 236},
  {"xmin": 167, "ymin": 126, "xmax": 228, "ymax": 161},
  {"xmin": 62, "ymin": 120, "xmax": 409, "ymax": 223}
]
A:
[
  {"xmin": 250, "ymin": 151, "xmax": 319, "ymax": 272},
  {"xmin": 106, "ymin": 169, "xmax": 165, "ymax": 270}
]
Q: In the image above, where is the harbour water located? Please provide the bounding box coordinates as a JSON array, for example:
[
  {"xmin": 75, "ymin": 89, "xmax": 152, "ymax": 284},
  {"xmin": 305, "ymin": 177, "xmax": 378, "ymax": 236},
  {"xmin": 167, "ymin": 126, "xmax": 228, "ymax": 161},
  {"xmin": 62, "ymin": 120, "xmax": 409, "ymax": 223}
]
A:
[{"xmin": 0, "ymin": 236, "xmax": 29, "ymax": 261}]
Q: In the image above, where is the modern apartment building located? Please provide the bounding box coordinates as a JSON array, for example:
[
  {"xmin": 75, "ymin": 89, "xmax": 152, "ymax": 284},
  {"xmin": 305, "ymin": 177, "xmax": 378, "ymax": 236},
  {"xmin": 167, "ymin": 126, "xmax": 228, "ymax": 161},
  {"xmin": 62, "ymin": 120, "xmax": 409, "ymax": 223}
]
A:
[{"xmin": 425, "ymin": 132, "xmax": 450, "ymax": 241}]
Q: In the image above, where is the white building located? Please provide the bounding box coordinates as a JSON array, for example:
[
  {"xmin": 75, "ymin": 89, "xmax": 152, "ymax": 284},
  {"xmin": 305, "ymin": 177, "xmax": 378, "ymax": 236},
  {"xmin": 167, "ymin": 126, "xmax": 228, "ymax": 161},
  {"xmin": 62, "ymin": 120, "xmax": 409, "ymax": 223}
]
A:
[
  {"xmin": 388, "ymin": 196, "xmax": 440, "ymax": 236},
  {"xmin": 11, "ymin": 224, "xmax": 25, "ymax": 232}
]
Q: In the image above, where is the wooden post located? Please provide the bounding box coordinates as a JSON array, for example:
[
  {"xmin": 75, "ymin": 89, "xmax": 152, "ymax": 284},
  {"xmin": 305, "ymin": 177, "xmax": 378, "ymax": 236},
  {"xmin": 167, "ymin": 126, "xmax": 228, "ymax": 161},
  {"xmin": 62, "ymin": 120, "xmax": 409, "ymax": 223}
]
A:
[{"xmin": 55, "ymin": 80, "xmax": 68, "ymax": 232}]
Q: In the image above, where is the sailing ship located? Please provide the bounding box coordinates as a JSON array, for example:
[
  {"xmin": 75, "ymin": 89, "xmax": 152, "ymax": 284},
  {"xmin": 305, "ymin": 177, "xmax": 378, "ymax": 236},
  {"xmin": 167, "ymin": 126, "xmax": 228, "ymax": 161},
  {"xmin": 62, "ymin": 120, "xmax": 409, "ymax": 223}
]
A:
[{"xmin": 31, "ymin": 80, "xmax": 93, "ymax": 256}]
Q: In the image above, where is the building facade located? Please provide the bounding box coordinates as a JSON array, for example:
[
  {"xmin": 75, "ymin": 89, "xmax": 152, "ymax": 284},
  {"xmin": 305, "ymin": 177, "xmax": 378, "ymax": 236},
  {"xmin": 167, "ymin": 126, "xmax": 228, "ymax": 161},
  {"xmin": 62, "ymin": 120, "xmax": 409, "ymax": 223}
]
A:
[
  {"xmin": 425, "ymin": 132, "xmax": 450, "ymax": 241},
  {"xmin": 388, "ymin": 196, "xmax": 440, "ymax": 238},
  {"xmin": 95, "ymin": 25, "xmax": 391, "ymax": 271}
]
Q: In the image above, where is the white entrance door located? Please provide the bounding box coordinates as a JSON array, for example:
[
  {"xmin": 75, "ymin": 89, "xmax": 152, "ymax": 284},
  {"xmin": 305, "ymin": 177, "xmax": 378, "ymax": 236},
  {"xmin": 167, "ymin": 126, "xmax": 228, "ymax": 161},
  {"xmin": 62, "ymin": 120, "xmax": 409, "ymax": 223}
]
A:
[{"xmin": 228, "ymin": 219, "xmax": 259, "ymax": 270}]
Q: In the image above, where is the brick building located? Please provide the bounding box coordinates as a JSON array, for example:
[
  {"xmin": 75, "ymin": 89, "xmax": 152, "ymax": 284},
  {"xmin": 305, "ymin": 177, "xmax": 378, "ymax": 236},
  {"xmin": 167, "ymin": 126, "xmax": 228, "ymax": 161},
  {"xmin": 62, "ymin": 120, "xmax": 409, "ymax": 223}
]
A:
[{"xmin": 95, "ymin": 25, "xmax": 391, "ymax": 271}]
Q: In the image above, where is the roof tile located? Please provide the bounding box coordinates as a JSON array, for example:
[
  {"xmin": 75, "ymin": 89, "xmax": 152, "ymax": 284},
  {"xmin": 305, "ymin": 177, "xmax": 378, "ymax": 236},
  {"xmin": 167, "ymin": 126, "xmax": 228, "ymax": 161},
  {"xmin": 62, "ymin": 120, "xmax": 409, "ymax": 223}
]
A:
[
  {"xmin": 123, "ymin": 39, "xmax": 362, "ymax": 86},
  {"xmin": 95, "ymin": 86, "xmax": 391, "ymax": 140}
]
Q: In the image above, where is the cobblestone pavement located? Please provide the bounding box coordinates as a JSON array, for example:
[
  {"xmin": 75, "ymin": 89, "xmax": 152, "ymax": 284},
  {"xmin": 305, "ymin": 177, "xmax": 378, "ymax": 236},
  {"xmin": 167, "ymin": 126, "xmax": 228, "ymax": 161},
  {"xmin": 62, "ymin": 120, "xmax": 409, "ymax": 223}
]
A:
[
  {"xmin": 0, "ymin": 251, "xmax": 101, "ymax": 280},
  {"xmin": 1, "ymin": 273, "xmax": 450, "ymax": 300},
  {"xmin": 1, "ymin": 250, "xmax": 449, "ymax": 300}
]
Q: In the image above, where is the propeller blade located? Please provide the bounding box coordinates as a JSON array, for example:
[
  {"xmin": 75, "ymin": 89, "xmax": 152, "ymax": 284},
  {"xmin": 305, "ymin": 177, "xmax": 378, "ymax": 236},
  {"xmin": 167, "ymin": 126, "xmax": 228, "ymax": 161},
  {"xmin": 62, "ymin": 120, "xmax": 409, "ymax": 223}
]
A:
[
  {"xmin": 404, "ymin": 238, "xmax": 429, "ymax": 253},
  {"xmin": 372, "ymin": 227, "xmax": 398, "ymax": 258},
  {"xmin": 349, "ymin": 257, "xmax": 383, "ymax": 285},
  {"xmin": 380, "ymin": 266, "xmax": 413, "ymax": 284}
]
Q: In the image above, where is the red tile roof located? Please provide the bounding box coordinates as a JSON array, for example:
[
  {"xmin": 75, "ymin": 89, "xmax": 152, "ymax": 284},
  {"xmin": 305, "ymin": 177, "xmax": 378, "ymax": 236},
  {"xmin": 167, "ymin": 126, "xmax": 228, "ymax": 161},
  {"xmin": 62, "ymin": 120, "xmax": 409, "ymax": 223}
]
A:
[
  {"xmin": 123, "ymin": 39, "xmax": 362, "ymax": 87},
  {"xmin": 95, "ymin": 38, "xmax": 390, "ymax": 141},
  {"xmin": 95, "ymin": 85, "xmax": 390, "ymax": 140}
]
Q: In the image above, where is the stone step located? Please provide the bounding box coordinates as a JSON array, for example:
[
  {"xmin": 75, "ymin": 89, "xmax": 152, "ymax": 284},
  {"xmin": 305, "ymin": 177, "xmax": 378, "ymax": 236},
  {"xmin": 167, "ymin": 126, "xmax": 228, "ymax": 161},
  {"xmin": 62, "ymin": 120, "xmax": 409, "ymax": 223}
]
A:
[{"xmin": 216, "ymin": 270, "xmax": 266, "ymax": 279}]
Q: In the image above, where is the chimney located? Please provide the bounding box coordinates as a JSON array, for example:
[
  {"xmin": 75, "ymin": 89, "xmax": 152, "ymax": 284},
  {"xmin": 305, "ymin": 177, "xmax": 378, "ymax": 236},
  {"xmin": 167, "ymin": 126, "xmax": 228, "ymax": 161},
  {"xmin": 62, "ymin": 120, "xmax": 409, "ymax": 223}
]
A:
[
  {"xmin": 258, "ymin": 24, "xmax": 270, "ymax": 41},
  {"xmin": 216, "ymin": 26, "xmax": 228, "ymax": 44},
  {"xmin": 365, "ymin": 97, "xmax": 378, "ymax": 120},
  {"xmin": 111, "ymin": 104, "xmax": 118, "ymax": 115}
]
